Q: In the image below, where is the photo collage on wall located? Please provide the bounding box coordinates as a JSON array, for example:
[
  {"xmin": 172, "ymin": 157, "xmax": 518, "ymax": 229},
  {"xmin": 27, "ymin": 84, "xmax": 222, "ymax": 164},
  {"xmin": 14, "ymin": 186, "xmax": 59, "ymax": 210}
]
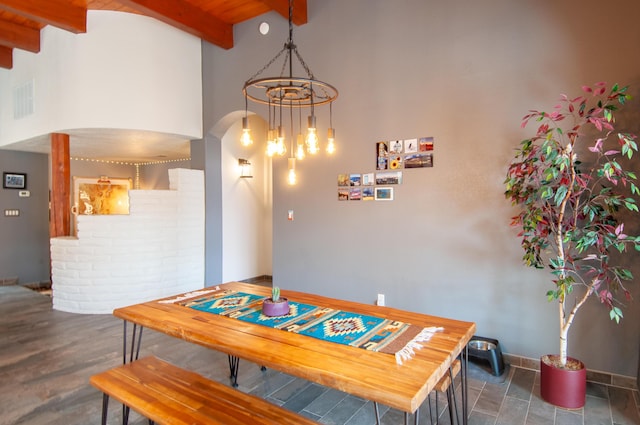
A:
[
  {"xmin": 337, "ymin": 136, "xmax": 434, "ymax": 201},
  {"xmin": 377, "ymin": 137, "xmax": 434, "ymax": 170}
]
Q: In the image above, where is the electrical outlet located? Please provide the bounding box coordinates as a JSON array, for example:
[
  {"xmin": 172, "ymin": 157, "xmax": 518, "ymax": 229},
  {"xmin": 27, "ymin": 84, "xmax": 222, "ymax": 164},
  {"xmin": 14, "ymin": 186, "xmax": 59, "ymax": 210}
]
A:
[{"xmin": 377, "ymin": 293, "xmax": 385, "ymax": 306}]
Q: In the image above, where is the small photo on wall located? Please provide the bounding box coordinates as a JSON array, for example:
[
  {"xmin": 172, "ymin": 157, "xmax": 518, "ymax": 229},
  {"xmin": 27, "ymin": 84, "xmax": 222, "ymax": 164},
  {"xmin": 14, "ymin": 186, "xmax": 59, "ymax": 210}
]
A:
[
  {"xmin": 404, "ymin": 153, "xmax": 433, "ymax": 168},
  {"xmin": 376, "ymin": 171, "xmax": 402, "ymax": 185},
  {"xmin": 362, "ymin": 187, "xmax": 374, "ymax": 201},
  {"xmin": 338, "ymin": 174, "xmax": 350, "ymax": 187},
  {"xmin": 389, "ymin": 155, "xmax": 403, "ymax": 169},
  {"xmin": 338, "ymin": 189, "xmax": 349, "ymax": 201},
  {"xmin": 389, "ymin": 140, "xmax": 403, "ymax": 154},
  {"xmin": 349, "ymin": 174, "xmax": 362, "ymax": 186},
  {"xmin": 377, "ymin": 156, "xmax": 388, "ymax": 170},
  {"xmin": 362, "ymin": 173, "xmax": 375, "ymax": 186},
  {"xmin": 419, "ymin": 137, "xmax": 434, "ymax": 151},
  {"xmin": 375, "ymin": 187, "xmax": 394, "ymax": 201},
  {"xmin": 404, "ymin": 138, "xmax": 418, "ymax": 153},
  {"xmin": 350, "ymin": 188, "xmax": 362, "ymax": 200},
  {"xmin": 376, "ymin": 141, "xmax": 389, "ymax": 158}
]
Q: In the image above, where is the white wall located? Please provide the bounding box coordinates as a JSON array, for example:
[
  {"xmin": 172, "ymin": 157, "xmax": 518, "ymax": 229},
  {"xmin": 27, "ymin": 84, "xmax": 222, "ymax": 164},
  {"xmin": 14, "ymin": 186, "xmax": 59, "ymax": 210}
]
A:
[
  {"xmin": 0, "ymin": 10, "xmax": 202, "ymax": 146},
  {"xmin": 221, "ymin": 116, "xmax": 272, "ymax": 281},
  {"xmin": 203, "ymin": 0, "xmax": 640, "ymax": 377},
  {"xmin": 50, "ymin": 168, "xmax": 204, "ymax": 314}
]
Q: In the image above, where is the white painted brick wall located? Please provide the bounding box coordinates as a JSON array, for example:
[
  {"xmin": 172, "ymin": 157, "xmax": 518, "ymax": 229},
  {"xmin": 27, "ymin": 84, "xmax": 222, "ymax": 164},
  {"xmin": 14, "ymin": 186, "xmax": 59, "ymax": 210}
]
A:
[{"xmin": 51, "ymin": 168, "xmax": 205, "ymax": 314}]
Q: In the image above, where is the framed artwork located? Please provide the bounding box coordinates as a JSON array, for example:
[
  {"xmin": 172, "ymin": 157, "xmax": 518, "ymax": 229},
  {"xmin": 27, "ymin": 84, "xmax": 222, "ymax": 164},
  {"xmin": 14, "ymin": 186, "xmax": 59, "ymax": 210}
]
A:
[
  {"xmin": 73, "ymin": 176, "xmax": 132, "ymax": 216},
  {"xmin": 3, "ymin": 172, "xmax": 26, "ymax": 189},
  {"xmin": 375, "ymin": 187, "xmax": 394, "ymax": 201}
]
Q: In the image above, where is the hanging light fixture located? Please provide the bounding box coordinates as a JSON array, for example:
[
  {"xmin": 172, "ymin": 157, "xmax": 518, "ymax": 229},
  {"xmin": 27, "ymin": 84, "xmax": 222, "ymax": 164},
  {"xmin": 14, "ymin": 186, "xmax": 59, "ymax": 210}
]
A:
[
  {"xmin": 326, "ymin": 102, "xmax": 336, "ymax": 155},
  {"xmin": 240, "ymin": 93, "xmax": 253, "ymax": 147},
  {"xmin": 242, "ymin": 0, "xmax": 338, "ymax": 184}
]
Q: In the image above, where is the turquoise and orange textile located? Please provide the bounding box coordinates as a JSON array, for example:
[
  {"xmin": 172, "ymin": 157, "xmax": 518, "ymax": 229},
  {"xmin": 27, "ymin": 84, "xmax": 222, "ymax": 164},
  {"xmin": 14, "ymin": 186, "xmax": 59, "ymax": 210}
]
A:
[{"xmin": 178, "ymin": 289, "xmax": 443, "ymax": 365}]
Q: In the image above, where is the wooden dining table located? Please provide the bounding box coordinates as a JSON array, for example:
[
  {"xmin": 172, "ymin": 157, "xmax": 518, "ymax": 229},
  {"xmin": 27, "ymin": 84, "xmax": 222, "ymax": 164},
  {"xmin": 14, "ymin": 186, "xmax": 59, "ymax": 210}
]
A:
[{"xmin": 113, "ymin": 282, "xmax": 476, "ymax": 424}]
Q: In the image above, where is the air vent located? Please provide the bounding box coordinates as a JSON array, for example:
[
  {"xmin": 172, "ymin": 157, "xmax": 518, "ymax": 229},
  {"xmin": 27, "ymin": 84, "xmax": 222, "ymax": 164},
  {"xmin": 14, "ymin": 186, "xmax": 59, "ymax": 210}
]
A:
[{"xmin": 13, "ymin": 80, "xmax": 34, "ymax": 119}]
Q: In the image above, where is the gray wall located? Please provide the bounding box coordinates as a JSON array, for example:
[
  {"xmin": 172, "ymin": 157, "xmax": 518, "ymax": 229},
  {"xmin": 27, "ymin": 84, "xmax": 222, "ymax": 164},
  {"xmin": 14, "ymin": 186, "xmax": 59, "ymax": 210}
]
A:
[
  {"xmin": 203, "ymin": 0, "xmax": 640, "ymax": 376},
  {"xmin": 0, "ymin": 150, "xmax": 50, "ymax": 285}
]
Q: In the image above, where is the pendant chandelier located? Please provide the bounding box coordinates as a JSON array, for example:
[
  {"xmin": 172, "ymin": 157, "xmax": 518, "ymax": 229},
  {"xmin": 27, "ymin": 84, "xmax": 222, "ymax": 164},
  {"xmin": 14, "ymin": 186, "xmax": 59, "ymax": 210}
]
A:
[{"xmin": 241, "ymin": 0, "xmax": 338, "ymax": 185}]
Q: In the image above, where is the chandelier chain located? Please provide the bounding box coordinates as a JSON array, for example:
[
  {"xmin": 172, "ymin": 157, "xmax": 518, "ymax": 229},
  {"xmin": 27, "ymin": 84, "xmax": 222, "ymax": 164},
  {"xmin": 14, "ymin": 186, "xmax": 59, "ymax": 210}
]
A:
[{"xmin": 245, "ymin": 46, "xmax": 288, "ymax": 83}]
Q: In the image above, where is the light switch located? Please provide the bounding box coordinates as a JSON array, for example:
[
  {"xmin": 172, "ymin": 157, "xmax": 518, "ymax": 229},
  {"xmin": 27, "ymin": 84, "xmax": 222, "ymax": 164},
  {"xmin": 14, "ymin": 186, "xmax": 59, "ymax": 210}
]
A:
[
  {"xmin": 287, "ymin": 210, "xmax": 294, "ymax": 221},
  {"xmin": 4, "ymin": 209, "xmax": 19, "ymax": 217}
]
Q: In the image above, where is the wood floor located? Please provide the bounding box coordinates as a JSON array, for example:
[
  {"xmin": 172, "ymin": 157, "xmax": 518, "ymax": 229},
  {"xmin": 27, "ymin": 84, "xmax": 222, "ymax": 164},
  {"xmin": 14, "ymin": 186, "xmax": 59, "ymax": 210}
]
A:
[{"xmin": 2, "ymin": 284, "xmax": 639, "ymax": 425}]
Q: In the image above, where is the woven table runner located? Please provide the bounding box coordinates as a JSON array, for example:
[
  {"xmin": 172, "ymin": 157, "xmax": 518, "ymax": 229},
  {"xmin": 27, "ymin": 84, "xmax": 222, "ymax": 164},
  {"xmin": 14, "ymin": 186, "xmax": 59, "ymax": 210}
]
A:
[{"xmin": 167, "ymin": 289, "xmax": 442, "ymax": 365}]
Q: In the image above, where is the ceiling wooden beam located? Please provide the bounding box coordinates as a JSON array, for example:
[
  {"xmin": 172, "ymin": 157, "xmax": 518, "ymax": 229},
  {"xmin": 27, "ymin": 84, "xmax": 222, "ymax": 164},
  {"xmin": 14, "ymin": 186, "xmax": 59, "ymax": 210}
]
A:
[
  {"xmin": 259, "ymin": 0, "xmax": 307, "ymax": 25},
  {"xmin": 117, "ymin": 0, "xmax": 234, "ymax": 49},
  {"xmin": 0, "ymin": 44, "xmax": 12, "ymax": 68},
  {"xmin": 0, "ymin": 0, "xmax": 86, "ymax": 33},
  {"xmin": 0, "ymin": 17, "xmax": 40, "ymax": 52}
]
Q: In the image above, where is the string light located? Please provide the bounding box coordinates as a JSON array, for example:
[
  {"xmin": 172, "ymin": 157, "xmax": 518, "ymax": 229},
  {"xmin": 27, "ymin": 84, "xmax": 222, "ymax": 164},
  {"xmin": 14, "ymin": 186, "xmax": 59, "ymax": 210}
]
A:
[{"xmin": 71, "ymin": 157, "xmax": 191, "ymax": 189}]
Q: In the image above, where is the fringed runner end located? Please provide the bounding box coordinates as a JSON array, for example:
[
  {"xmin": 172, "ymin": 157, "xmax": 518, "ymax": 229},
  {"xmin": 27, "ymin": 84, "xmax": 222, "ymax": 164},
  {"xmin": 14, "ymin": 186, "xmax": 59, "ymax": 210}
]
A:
[
  {"xmin": 394, "ymin": 326, "xmax": 444, "ymax": 365},
  {"xmin": 159, "ymin": 286, "xmax": 221, "ymax": 304}
]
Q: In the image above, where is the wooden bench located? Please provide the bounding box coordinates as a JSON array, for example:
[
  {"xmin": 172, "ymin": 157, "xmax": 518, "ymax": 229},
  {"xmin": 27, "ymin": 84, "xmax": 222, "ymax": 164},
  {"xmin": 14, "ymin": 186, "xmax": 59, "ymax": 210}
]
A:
[{"xmin": 90, "ymin": 356, "xmax": 318, "ymax": 425}]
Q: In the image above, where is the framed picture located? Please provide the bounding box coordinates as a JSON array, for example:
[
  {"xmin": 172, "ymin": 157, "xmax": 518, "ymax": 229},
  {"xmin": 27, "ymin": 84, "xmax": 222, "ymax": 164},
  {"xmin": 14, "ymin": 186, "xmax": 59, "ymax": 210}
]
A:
[
  {"xmin": 375, "ymin": 187, "xmax": 394, "ymax": 201},
  {"xmin": 3, "ymin": 172, "xmax": 26, "ymax": 189}
]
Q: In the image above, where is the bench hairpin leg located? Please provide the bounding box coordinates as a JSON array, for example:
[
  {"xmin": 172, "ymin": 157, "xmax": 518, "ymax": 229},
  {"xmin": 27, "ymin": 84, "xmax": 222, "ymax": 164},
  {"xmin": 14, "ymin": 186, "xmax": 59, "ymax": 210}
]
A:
[
  {"xmin": 100, "ymin": 393, "xmax": 109, "ymax": 425},
  {"xmin": 228, "ymin": 355, "xmax": 240, "ymax": 387}
]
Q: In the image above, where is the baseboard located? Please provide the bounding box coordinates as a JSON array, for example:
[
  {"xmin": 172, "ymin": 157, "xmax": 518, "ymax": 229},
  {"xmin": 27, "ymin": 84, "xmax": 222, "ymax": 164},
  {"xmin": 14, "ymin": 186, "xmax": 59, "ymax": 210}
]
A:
[
  {"xmin": 239, "ymin": 275, "xmax": 272, "ymax": 284},
  {"xmin": 504, "ymin": 353, "xmax": 638, "ymax": 390},
  {"xmin": 0, "ymin": 277, "xmax": 19, "ymax": 286}
]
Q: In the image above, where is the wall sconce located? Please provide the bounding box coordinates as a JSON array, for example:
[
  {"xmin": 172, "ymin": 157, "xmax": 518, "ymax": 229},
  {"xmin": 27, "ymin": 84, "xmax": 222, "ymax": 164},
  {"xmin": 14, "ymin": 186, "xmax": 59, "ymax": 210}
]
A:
[{"xmin": 238, "ymin": 158, "xmax": 253, "ymax": 178}]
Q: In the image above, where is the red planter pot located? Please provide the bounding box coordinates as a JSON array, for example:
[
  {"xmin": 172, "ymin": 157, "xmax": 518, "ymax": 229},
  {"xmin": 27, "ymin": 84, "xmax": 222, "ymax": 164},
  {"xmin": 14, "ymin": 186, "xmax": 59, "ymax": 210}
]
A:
[{"xmin": 540, "ymin": 355, "xmax": 586, "ymax": 409}]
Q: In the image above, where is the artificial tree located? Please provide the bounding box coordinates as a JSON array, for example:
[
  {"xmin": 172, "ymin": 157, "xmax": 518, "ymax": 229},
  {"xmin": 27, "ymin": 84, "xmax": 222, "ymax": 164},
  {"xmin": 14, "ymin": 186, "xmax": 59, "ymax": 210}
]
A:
[{"xmin": 505, "ymin": 82, "xmax": 640, "ymax": 369}]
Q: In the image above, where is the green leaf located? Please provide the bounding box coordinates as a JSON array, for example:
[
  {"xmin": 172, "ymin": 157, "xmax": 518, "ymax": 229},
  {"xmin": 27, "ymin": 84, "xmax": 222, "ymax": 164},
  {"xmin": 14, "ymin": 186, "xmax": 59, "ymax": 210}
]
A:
[
  {"xmin": 610, "ymin": 307, "xmax": 623, "ymax": 324},
  {"xmin": 554, "ymin": 185, "xmax": 568, "ymax": 206}
]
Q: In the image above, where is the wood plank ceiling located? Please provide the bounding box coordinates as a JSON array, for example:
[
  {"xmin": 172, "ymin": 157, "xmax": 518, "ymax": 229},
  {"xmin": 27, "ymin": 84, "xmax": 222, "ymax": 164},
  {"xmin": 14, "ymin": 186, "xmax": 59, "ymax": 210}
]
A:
[{"xmin": 0, "ymin": 0, "xmax": 307, "ymax": 69}]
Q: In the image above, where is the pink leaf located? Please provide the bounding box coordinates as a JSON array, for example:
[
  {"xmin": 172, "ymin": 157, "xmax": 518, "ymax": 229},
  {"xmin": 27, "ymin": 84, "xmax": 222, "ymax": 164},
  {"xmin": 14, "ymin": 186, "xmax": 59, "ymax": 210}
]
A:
[{"xmin": 582, "ymin": 86, "xmax": 593, "ymax": 93}]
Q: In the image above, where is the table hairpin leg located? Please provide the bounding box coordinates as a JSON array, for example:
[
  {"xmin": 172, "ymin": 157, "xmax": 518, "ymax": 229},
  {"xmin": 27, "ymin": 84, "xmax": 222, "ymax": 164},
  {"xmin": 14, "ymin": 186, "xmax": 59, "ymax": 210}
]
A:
[
  {"xmin": 121, "ymin": 321, "xmax": 144, "ymax": 424},
  {"xmin": 372, "ymin": 402, "xmax": 418, "ymax": 425},
  {"xmin": 373, "ymin": 402, "xmax": 380, "ymax": 425},
  {"xmin": 228, "ymin": 355, "xmax": 240, "ymax": 387},
  {"xmin": 122, "ymin": 321, "xmax": 144, "ymax": 364},
  {"xmin": 460, "ymin": 345, "xmax": 468, "ymax": 425}
]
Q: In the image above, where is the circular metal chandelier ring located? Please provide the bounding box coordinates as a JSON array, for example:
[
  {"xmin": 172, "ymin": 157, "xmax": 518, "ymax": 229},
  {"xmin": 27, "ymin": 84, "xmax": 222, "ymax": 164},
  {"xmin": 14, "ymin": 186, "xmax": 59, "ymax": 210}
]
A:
[{"xmin": 243, "ymin": 77, "xmax": 338, "ymax": 108}]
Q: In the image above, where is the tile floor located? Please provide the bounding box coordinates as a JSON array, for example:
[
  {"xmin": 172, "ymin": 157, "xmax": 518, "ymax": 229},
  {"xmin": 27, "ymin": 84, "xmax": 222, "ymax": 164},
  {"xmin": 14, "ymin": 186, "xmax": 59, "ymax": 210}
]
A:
[{"xmin": 1, "ymin": 283, "xmax": 639, "ymax": 425}]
